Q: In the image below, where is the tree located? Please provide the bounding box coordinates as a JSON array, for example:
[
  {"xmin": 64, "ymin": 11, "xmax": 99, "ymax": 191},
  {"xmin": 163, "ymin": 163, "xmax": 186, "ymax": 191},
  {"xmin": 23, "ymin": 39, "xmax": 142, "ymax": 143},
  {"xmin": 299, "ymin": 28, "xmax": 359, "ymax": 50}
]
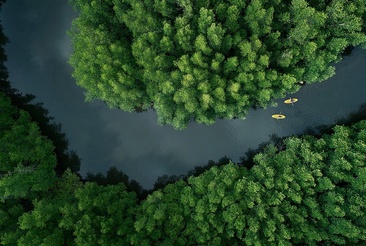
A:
[
  {"xmin": 0, "ymin": 92, "xmax": 59, "ymax": 244},
  {"xmin": 85, "ymin": 166, "xmax": 145, "ymax": 199},
  {"xmin": 59, "ymin": 182, "xmax": 137, "ymax": 246},
  {"xmin": 13, "ymin": 170, "xmax": 138, "ymax": 246},
  {"xmin": 0, "ymin": 93, "xmax": 57, "ymax": 200},
  {"xmin": 16, "ymin": 170, "xmax": 80, "ymax": 246}
]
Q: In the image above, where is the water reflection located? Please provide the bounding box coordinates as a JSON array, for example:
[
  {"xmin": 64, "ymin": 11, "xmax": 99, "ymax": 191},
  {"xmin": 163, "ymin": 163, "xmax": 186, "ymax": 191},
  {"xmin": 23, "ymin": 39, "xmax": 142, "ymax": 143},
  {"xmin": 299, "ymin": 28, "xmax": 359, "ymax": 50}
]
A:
[{"xmin": 2, "ymin": 0, "xmax": 366, "ymax": 188}]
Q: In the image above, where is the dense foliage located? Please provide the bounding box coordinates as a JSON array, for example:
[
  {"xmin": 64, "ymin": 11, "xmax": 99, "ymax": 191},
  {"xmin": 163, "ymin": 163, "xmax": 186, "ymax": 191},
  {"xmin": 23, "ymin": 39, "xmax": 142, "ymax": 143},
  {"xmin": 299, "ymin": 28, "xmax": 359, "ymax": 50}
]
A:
[
  {"xmin": 0, "ymin": 92, "xmax": 58, "ymax": 244},
  {"xmin": 17, "ymin": 172, "xmax": 137, "ymax": 246},
  {"xmin": 85, "ymin": 166, "xmax": 147, "ymax": 199},
  {"xmin": 69, "ymin": 0, "xmax": 366, "ymax": 129},
  {"xmin": 0, "ymin": 93, "xmax": 57, "ymax": 200}
]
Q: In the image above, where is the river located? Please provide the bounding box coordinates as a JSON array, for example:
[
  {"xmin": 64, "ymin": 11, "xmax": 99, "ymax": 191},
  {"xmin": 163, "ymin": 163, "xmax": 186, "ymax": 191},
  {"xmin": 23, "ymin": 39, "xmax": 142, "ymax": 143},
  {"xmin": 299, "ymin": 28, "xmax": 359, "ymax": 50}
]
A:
[{"xmin": 2, "ymin": 0, "xmax": 366, "ymax": 188}]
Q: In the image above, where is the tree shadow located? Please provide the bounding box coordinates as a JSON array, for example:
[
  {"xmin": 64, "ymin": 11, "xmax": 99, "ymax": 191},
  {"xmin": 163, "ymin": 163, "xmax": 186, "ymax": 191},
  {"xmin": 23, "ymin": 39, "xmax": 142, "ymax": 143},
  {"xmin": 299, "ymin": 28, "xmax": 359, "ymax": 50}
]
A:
[
  {"xmin": 0, "ymin": 23, "xmax": 80, "ymax": 176},
  {"xmin": 302, "ymin": 102, "xmax": 366, "ymax": 137},
  {"xmin": 151, "ymin": 156, "xmax": 232, "ymax": 191},
  {"xmin": 84, "ymin": 166, "xmax": 149, "ymax": 200}
]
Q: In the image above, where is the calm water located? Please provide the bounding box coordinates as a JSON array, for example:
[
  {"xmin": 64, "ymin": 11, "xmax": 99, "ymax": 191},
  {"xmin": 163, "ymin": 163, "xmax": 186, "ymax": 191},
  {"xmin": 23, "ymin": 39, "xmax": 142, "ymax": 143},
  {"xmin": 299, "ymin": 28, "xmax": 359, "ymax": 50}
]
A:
[{"xmin": 2, "ymin": 1, "xmax": 366, "ymax": 188}]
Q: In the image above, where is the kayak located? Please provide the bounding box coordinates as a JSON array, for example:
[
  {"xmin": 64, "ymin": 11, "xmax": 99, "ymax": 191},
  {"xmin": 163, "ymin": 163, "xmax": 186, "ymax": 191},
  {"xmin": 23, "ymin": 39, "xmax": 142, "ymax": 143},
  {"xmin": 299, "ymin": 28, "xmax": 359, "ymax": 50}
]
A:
[
  {"xmin": 272, "ymin": 114, "xmax": 286, "ymax": 119},
  {"xmin": 284, "ymin": 98, "xmax": 298, "ymax": 104}
]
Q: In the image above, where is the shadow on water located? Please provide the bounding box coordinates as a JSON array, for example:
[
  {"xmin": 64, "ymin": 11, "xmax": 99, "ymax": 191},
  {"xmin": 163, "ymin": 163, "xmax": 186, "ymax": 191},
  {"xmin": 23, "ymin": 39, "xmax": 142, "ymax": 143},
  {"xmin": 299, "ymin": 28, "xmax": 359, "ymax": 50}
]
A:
[
  {"xmin": 1, "ymin": 87, "xmax": 82, "ymax": 177},
  {"xmin": 303, "ymin": 102, "xmax": 366, "ymax": 137},
  {"xmin": 84, "ymin": 166, "xmax": 148, "ymax": 200},
  {"xmin": 0, "ymin": 22, "xmax": 80, "ymax": 176},
  {"xmin": 84, "ymin": 156, "xmax": 232, "ymax": 200},
  {"xmin": 1, "ymin": 1, "xmax": 123, "ymax": 180},
  {"xmin": 238, "ymin": 133, "xmax": 283, "ymax": 169},
  {"xmin": 342, "ymin": 46, "xmax": 355, "ymax": 57}
]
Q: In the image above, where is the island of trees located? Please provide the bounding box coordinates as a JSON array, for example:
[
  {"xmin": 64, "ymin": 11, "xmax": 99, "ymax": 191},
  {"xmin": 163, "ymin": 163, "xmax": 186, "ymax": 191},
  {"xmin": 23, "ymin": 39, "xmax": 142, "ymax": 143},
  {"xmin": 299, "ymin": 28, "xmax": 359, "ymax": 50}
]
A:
[{"xmin": 69, "ymin": 0, "xmax": 366, "ymax": 129}]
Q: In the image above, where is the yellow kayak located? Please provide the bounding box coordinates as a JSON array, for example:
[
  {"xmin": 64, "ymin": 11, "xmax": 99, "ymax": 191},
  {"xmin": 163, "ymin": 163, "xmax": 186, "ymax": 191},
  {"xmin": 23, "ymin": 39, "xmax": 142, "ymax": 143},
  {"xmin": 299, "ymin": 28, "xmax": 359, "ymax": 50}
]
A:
[
  {"xmin": 284, "ymin": 98, "xmax": 298, "ymax": 104},
  {"xmin": 272, "ymin": 114, "xmax": 286, "ymax": 119}
]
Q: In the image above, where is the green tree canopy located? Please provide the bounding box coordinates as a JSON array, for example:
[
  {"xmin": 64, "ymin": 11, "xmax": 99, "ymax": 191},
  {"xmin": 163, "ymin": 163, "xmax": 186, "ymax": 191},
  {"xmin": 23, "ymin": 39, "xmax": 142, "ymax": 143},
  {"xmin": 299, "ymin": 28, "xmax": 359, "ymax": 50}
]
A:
[
  {"xmin": 17, "ymin": 174, "xmax": 137, "ymax": 246},
  {"xmin": 0, "ymin": 92, "xmax": 58, "ymax": 244},
  {"xmin": 0, "ymin": 93, "xmax": 57, "ymax": 200},
  {"xmin": 69, "ymin": 0, "xmax": 366, "ymax": 129},
  {"xmin": 131, "ymin": 121, "xmax": 366, "ymax": 245}
]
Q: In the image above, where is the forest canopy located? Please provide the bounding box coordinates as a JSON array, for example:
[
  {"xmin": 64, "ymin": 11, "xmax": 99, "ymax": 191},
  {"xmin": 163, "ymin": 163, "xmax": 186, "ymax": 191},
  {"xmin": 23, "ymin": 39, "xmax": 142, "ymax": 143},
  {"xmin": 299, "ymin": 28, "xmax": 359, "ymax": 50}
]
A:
[
  {"xmin": 69, "ymin": 0, "xmax": 366, "ymax": 129},
  {"xmin": 0, "ymin": 93, "xmax": 57, "ymax": 200}
]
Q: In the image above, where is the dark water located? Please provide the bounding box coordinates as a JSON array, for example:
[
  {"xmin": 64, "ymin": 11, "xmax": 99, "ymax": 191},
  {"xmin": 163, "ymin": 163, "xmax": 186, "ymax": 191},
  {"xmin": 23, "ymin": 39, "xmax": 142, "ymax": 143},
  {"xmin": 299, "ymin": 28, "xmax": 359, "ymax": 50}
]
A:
[{"xmin": 2, "ymin": 1, "xmax": 366, "ymax": 188}]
